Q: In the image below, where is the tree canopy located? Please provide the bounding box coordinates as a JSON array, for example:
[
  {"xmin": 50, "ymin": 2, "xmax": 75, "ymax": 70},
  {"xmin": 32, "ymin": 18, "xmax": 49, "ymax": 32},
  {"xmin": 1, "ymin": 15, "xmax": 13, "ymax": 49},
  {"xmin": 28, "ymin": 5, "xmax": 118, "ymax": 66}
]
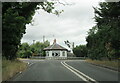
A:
[
  {"xmin": 73, "ymin": 45, "xmax": 87, "ymax": 57},
  {"xmin": 2, "ymin": 2, "xmax": 61, "ymax": 60},
  {"xmin": 17, "ymin": 41, "xmax": 50, "ymax": 58},
  {"xmin": 30, "ymin": 40, "xmax": 50, "ymax": 56},
  {"xmin": 86, "ymin": 2, "xmax": 120, "ymax": 60}
]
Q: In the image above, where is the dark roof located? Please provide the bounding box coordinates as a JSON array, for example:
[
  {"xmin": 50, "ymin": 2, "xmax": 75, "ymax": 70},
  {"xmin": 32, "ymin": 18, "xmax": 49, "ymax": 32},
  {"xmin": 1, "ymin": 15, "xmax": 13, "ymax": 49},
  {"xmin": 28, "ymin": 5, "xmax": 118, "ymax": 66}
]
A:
[{"xmin": 44, "ymin": 43, "xmax": 68, "ymax": 51}]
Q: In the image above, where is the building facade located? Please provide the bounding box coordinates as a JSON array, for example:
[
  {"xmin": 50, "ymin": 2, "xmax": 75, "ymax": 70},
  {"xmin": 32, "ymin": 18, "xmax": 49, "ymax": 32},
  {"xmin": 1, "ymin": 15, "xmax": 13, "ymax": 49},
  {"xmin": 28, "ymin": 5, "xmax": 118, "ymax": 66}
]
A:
[{"xmin": 44, "ymin": 39, "xmax": 68, "ymax": 58}]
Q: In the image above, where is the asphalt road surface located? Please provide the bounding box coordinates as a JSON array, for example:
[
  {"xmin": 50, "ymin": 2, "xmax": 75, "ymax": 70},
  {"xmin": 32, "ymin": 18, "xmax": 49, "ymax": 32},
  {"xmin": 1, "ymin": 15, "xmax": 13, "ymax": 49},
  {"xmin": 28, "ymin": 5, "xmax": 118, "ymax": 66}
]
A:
[{"xmin": 11, "ymin": 59, "xmax": 119, "ymax": 82}]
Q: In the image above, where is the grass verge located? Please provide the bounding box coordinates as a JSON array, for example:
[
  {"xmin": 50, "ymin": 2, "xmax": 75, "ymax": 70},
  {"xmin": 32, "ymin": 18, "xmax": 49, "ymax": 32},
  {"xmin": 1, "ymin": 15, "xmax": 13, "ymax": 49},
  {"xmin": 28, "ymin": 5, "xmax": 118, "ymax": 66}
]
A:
[
  {"xmin": 2, "ymin": 59, "xmax": 27, "ymax": 81},
  {"xmin": 85, "ymin": 59, "xmax": 119, "ymax": 71}
]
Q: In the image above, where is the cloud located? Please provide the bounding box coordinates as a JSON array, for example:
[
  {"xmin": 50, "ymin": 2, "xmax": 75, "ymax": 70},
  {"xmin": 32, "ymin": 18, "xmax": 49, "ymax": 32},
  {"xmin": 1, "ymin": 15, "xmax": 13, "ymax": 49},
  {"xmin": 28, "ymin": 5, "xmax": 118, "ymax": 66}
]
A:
[{"xmin": 21, "ymin": 0, "xmax": 100, "ymax": 47}]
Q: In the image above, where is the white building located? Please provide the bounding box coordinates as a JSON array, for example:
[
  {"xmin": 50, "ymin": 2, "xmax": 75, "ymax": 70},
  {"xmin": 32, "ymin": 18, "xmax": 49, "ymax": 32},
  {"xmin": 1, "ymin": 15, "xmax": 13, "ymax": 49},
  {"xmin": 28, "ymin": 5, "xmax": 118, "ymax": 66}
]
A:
[{"xmin": 44, "ymin": 39, "xmax": 68, "ymax": 58}]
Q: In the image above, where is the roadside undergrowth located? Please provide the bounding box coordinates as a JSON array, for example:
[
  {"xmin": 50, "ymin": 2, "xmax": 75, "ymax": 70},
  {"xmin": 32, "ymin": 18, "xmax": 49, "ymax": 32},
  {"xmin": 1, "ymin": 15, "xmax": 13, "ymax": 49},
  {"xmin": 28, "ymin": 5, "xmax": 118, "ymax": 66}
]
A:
[
  {"xmin": 2, "ymin": 59, "xmax": 27, "ymax": 81},
  {"xmin": 86, "ymin": 59, "xmax": 119, "ymax": 70}
]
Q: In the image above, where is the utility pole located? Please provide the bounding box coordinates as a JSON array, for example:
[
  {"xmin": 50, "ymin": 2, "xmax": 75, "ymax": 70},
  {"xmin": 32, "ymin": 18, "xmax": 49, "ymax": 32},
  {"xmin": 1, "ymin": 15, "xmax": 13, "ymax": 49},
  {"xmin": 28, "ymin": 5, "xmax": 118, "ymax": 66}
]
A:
[
  {"xmin": 43, "ymin": 35, "xmax": 45, "ymax": 43},
  {"xmin": 53, "ymin": 34, "xmax": 55, "ymax": 39},
  {"xmin": 72, "ymin": 42, "xmax": 74, "ymax": 49},
  {"xmin": 33, "ymin": 40, "xmax": 35, "ymax": 44}
]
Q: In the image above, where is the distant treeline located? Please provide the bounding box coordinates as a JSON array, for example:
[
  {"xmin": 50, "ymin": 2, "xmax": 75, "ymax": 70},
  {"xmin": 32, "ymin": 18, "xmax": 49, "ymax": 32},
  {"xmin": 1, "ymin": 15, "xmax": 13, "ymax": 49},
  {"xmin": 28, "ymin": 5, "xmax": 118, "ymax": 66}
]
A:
[
  {"xmin": 17, "ymin": 41, "xmax": 50, "ymax": 58},
  {"xmin": 73, "ymin": 2, "xmax": 120, "ymax": 60}
]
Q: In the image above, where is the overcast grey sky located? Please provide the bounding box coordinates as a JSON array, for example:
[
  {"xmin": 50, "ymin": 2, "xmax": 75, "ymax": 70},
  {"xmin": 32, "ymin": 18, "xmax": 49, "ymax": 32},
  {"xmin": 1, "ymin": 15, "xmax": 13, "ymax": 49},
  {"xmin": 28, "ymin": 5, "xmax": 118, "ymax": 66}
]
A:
[{"xmin": 21, "ymin": 0, "xmax": 102, "ymax": 48}]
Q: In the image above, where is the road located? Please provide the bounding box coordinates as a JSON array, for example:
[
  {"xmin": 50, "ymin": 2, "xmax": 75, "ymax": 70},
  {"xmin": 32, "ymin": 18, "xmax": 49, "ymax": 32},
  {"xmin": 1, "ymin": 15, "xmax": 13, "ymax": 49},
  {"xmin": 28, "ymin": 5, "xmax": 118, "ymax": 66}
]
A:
[{"xmin": 10, "ymin": 59, "xmax": 119, "ymax": 82}]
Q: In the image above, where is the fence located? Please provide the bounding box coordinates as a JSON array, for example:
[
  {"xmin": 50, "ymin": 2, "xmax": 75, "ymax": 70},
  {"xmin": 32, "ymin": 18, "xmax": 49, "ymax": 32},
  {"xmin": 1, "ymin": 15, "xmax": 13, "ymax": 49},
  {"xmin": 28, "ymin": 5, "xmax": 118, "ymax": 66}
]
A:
[{"xmin": 30, "ymin": 56, "xmax": 86, "ymax": 60}]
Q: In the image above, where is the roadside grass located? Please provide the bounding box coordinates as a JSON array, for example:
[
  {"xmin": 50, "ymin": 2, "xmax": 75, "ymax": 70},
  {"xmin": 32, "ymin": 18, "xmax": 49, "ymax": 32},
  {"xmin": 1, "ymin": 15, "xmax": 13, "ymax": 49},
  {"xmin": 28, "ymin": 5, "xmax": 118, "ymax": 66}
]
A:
[
  {"xmin": 2, "ymin": 59, "xmax": 27, "ymax": 81},
  {"xmin": 85, "ymin": 59, "xmax": 119, "ymax": 69}
]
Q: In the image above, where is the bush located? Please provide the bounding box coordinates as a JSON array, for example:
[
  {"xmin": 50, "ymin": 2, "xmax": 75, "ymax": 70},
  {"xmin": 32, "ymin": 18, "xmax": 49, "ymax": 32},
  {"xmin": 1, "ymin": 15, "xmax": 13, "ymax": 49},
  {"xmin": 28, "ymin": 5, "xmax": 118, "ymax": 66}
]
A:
[{"xmin": 73, "ymin": 45, "xmax": 87, "ymax": 57}]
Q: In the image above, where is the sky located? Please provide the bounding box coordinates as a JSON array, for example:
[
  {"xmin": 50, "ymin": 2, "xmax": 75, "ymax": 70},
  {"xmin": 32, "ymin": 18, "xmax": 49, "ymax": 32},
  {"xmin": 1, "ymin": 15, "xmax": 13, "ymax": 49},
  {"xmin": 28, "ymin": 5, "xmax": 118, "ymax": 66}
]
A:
[{"xmin": 21, "ymin": 0, "xmax": 102, "ymax": 49}]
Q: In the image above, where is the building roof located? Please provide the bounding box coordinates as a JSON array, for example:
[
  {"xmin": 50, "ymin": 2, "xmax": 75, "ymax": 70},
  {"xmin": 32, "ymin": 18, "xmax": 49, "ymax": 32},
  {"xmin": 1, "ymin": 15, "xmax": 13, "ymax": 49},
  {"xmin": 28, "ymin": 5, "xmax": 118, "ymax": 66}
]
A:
[{"xmin": 44, "ymin": 39, "xmax": 68, "ymax": 51}]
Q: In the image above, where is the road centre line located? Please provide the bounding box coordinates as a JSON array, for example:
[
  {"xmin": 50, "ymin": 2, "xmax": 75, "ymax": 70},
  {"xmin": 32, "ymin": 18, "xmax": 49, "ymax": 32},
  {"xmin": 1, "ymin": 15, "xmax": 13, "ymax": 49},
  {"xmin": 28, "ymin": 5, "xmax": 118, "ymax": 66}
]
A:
[
  {"xmin": 29, "ymin": 63, "xmax": 34, "ymax": 66},
  {"xmin": 61, "ymin": 61, "xmax": 98, "ymax": 83},
  {"xmin": 61, "ymin": 62, "xmax": 88, "ymax": 82},
  {"xmin": 63, "ymin": 62, "xmax": 97, "ymax": 82}
]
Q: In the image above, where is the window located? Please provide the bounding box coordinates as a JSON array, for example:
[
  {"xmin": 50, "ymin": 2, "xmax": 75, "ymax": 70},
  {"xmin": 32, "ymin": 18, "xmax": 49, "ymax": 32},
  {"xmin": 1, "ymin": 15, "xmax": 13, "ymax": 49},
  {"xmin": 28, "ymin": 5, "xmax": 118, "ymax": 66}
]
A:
[
  {"xmin": 52, "ymin": 53, "xmax": 54, "ymax": 56},
  {"xmin": 62, "ymin": 51, "xmax": 65, "ymax": 56},
  {"xmin": 46, "ymin": 51, "xmax": 49, "ymax": 56}
]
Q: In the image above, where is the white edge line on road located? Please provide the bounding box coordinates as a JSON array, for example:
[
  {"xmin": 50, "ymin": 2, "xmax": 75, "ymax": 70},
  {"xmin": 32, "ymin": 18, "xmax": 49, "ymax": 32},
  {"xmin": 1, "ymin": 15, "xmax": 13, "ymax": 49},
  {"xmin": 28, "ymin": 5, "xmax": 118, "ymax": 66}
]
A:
[{"xmin": 61, "ymin": 62, "xmax": 88, "ymax": 82}]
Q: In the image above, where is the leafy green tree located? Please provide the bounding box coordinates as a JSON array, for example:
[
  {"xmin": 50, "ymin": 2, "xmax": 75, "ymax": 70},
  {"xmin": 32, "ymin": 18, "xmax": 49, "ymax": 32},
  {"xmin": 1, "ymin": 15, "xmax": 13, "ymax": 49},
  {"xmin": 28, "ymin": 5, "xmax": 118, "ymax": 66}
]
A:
[
  {"xmin": 30, "ymin": 40, "xmax": 50, "ymax": 56},
  {"xmin": 86, "ymin": 2, "xmax": 120, "ymax": 60},
  {"xmin": 17, "ymin": 43, "xmax": 32, "ymax": 58},
  {"xmin": 73, "ymin": 45, "xmax": 87, "ymax": 57},
  {"xmin": 2, "ymin": 2, "xmax": 61, "ymax": 60},
  {"xmin": 17, "ymin": 41, "xmax": 50, "ymax": 58}
]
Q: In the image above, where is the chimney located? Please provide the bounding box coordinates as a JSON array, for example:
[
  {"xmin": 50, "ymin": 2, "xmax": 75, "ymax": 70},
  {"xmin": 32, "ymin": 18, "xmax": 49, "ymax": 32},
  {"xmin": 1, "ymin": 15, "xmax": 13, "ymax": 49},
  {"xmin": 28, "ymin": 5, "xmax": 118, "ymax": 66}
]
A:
[{"xmin": 53, "ymin": 39, "xmax": 56, "ymax": 44}]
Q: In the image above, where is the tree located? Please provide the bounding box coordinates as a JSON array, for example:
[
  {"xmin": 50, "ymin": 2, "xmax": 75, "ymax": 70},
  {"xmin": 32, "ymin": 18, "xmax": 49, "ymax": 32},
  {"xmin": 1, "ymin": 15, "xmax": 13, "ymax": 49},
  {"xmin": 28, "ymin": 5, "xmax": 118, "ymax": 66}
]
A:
[
  {"xmin": 30, "ymin": 40, "xmax": 50, "ymax": 56},
  {"xmin": 73, "ymin": 45, "xmax": 87, "ymax": 57},
  {"xmin": 17, "ymin": 43, "xmax": 32, "ymax": 58},
  {"xmin": 2, "ymin": 2, "xmax": 61, "ymax": 60},
  {"xmin": 17, "ymin": 41, "xmax": 50, "ymax": 58},
  {"xmin": 86, "ymin": 2, "xmax": 120, "ymax": 60}
]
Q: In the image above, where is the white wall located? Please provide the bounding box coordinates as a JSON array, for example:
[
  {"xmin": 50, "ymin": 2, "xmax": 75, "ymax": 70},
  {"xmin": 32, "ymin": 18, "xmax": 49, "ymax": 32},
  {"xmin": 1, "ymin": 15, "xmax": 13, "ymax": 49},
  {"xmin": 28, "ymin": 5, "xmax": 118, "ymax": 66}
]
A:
[
  {"xmin": 60, "ymin": 51, "xmax": 67, "ymax": 57},
  {"xmin": 49, "ymin": 51, "xmax": 52, "ymax": 57},
  {"xmin": 60, "ymin": 51, "xmax": 62, "ymax": 57},
  {"xmin": 65, "ymin": 51, "xmax": 67, "ymax": 57}
]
